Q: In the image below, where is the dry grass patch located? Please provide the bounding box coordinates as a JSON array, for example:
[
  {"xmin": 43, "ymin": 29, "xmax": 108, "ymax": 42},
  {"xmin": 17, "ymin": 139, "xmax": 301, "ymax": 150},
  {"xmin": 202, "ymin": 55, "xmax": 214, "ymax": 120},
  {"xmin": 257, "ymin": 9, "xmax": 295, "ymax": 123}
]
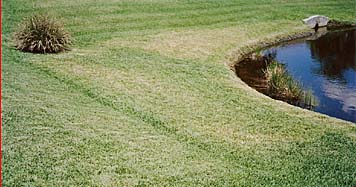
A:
[{"xmin": 142, "ymin": 27, "xmax": 250, "ymax": 60}]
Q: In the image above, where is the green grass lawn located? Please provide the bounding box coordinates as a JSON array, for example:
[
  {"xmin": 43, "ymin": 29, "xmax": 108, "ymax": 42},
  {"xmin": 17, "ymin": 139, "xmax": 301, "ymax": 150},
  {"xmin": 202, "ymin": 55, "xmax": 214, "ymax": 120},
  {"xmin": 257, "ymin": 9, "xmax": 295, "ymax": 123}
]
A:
[{"xmin": 2, "ymin": 0, "xmax": 356, "ymax": 186}]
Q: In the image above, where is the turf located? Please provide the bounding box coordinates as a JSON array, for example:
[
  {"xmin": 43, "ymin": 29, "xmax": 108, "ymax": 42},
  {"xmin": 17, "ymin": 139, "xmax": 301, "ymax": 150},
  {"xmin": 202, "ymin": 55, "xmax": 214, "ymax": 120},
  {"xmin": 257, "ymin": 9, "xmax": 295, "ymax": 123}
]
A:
[{"xmin": 2, "ymin": 0, "xmax": 356, "ymax": 186}]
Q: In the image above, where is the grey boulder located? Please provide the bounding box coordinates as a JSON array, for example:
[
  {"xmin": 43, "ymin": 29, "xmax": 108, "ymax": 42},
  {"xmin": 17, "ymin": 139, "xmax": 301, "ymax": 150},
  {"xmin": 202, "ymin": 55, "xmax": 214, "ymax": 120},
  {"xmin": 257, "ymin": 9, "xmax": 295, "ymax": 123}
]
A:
[{"xmin": 303, "ymin": 15, "xmax": 329, "ymax": 28}]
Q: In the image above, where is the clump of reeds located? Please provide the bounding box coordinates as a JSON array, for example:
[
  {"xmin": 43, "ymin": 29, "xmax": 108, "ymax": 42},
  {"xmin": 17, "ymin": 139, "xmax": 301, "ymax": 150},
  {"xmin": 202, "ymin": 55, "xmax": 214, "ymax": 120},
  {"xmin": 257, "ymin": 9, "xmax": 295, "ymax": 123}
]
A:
[
  {"xmin": 14, "ymin": 14, "xmax": 71, "ymax": 53},
  {"xmin": 264, "ymin": 61, "xmax": 317, "ymax": 108}
]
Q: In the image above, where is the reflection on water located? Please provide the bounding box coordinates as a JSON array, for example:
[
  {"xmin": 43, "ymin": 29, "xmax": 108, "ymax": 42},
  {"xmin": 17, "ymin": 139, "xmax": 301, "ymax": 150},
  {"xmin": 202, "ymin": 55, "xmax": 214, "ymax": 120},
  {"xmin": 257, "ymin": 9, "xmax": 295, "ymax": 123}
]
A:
[
  {"xmin": 265, "ymin": 29, "xmax": 356, "ymax": 123},
  {"xmin": 309, "ymin": 29, "xmax": 356, "ymax": 78}
]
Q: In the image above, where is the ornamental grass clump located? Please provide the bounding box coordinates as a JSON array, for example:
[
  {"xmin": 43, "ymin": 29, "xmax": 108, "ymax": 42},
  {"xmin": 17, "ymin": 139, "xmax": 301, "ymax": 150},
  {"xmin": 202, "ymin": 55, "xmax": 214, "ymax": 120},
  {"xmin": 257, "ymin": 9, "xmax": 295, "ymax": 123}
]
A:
[
  {"xmin": 14, "ymin": 14, "xmax": 71, "ymax": 53},
  {"xmin": 264, "ymin": 61, "xmax": 317, "ymax": 108}
]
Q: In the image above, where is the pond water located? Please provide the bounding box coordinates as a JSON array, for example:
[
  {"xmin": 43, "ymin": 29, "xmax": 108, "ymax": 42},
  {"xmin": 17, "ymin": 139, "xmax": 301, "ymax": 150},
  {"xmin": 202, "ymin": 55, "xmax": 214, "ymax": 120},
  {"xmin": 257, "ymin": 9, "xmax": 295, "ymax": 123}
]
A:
[{"xmin": 236, "ymin": 29, "xmax": 356, "ymax": 123}]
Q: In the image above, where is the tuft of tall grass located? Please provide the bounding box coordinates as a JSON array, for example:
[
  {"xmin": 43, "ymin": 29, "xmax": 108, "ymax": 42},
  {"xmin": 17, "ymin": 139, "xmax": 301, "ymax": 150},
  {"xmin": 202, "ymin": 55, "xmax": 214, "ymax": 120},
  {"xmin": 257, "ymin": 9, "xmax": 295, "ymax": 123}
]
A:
[
  {"xmin": 301, "ymin": 90, "xmax": 318, "ymax": 109},
  {"xmin": 14, "ymin": 14, "xmax": 71, "ymax": 53},
  {"xmin": 264, "ymin": 61, "xmax": 317, "ymax": 108}
]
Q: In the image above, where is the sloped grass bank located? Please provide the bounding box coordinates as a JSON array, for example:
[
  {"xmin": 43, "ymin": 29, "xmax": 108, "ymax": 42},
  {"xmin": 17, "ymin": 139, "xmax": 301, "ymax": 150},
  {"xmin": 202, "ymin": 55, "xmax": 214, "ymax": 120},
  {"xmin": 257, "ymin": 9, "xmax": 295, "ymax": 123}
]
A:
[{"xmin": 3, "ymin": 0, "xmax": 356, "ymax": 186}]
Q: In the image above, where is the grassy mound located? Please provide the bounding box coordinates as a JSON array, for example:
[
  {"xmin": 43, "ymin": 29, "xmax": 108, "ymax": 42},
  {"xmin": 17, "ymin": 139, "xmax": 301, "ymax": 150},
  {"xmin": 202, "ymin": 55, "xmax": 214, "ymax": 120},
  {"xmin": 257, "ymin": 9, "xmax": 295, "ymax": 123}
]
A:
[{"xmin": 14, "ymin": 14, "xmax": 71, "ymax": 53}]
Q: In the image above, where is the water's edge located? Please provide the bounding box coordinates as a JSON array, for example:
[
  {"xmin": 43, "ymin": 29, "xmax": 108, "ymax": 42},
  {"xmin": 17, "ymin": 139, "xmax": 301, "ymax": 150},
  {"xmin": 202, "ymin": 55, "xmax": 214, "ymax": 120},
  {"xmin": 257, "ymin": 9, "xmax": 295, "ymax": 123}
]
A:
[{"xmin": 233, "ymin": 28, "xmax": 356, "ymax": 123}]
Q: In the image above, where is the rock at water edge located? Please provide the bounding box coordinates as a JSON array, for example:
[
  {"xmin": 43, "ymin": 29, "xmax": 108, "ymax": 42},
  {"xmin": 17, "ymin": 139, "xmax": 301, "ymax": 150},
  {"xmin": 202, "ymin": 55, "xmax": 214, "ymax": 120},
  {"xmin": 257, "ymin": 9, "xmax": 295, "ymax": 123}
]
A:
[{"xmin": 303, "ymin": 15, "xmax": 329, "ymax": 28}]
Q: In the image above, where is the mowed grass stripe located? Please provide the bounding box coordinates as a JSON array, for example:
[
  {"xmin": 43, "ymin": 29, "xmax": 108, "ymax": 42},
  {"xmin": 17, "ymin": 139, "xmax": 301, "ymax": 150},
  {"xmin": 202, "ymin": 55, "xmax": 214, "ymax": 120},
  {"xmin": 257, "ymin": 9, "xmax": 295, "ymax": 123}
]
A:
[
  {"xmin": 29, "ymin": 44, "xmax": 347, "ymax": 139},
  {"xmin": 58, "ymin": 2, "xmax": 352, "ymax": 30},
  {"xmin": 3, "ymin": 0, "xmax": 356, "ymax": 186},
  {"xmin": 11, "ymin": 1, "xmax": 354, "ymax": 40},
  {"xmin": 68, "ymin": 3, "xmax": 356, "ymax": 46},
  {"xmin": 8, "ymin": 0, "xmax": 352, "ymax": 47},
  {"xmin": 21, "ymin": 0, "xmax": 353, "ymax": 16},
  {"xmin": 28, "ymin": 43, "xmax": 354, "ymax": 160},
  {"xmin": 30, "ymin": 0, "xmax": 353, "ymax": 23},
  {"xmin": 13, "ymin": 46, "xmax": 356, "ymax": 186},
  {"xmin": 3, "ymin": 48, "xmax": 251, "ymax": 186},
  {"xmin": 7, "ymin": 46, "xmax": 356, "ymax": 186},
  {"xmin": 23, "ymin": 50, "xmax": 260, "ymax": 169}
]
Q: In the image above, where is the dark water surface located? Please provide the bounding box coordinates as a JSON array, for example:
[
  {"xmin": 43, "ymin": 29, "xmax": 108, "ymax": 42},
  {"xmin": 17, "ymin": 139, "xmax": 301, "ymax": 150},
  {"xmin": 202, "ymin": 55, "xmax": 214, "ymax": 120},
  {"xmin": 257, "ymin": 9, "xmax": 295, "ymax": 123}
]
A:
[{"xmin": 238, "ymin": 29, "xmax": 356, "ymax": 123}]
